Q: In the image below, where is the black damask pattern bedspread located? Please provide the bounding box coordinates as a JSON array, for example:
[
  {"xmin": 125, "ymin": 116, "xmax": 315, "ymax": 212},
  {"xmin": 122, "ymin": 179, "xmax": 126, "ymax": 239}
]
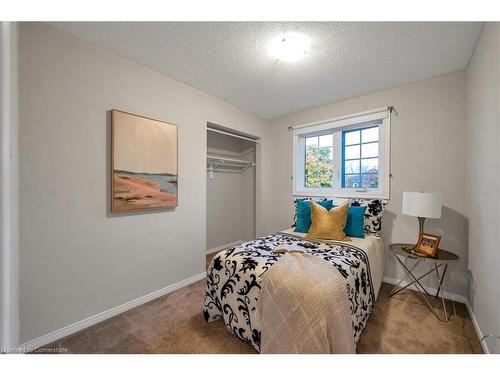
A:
[{"xmin": 203, "ymin": 233, "xmax": 375, "ymax": 352}]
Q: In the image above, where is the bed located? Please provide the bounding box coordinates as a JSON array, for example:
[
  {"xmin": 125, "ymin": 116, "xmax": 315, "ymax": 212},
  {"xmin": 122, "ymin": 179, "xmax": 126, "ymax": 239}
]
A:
[{"xmin": 203, "ymin": 228, "xmax": 385, "ymax": 352}]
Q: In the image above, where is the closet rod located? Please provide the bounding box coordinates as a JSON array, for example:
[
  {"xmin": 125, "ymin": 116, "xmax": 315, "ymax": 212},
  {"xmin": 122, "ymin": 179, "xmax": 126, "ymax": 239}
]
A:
[
  {"xmin": 207, "ymin": 155, "xmax": 255, "ymax": 166},
  {"xmin": 207, "ymin": 127, "xmax": 259, "ymax": 144}
]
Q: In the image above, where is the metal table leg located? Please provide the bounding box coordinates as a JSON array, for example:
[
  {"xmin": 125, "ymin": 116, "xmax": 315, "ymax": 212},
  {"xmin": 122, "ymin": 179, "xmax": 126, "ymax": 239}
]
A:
[
  {"xmin": 389, "ymin": 256, "xmax": 421, "ymax": 296},
  {"xmin": 389, "ymin": 254, "xmax": 451, "ymax": 322},
  {"xmin": 434, "ymin": 263, "xmax": 455, "ymax": 319},
  {"xmin": 435, "ymin": 263, "xmax": 448, "ymax": 321},
  {"xmin": 390, "ymin": 255, "xmax": 437, "ymax": 297}
]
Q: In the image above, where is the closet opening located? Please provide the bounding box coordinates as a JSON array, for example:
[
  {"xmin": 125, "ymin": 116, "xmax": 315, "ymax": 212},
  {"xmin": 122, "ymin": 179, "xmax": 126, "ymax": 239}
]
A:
[{"xmin": 206, "ymin": 122, "xmax": 258, "ymax": 254}]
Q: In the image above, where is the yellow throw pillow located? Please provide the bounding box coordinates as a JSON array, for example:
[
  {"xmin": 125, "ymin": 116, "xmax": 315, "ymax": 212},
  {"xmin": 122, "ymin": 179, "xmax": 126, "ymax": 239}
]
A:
[{"xmin": 307, "ymin": 201, "xmax": 349, "ymax": 241}]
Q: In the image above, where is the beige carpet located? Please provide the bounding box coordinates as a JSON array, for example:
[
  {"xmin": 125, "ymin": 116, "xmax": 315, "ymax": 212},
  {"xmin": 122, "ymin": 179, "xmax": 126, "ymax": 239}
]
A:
[{"xmin": 42, "ymin": 254, "xmax": 483, "ymax": 354}]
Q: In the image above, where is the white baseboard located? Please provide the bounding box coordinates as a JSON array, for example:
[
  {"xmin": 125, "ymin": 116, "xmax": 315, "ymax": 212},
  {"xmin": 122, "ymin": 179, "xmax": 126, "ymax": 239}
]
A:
[
  {"xmin": 382, "ymin": 276, "xmax": 490, "ymax": 353},
  {"xmin": 382, "ymin": 276, "xmax": 467, "ymax": 304},
  {"xmin": 207, "ymin": 240, "xmax": 243, "ymax": 255},
  {"xmin": 464, "ymin": 300, "xmax": 490, "ymax": 354},
  {"xmin": 19, "ymin": 271, "xmax": 207, "ymax": 351}
]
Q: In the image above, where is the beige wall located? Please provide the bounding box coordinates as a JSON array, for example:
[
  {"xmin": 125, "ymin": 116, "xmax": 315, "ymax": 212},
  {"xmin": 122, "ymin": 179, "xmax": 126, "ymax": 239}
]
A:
[
  {"xmin": 465, "ymin": 23, "xmax": 500, "ymax": 354},
  {"xmin": 18, "ymin": 23, "xmax": 267, "ymax": 343},
  {"xmin": 263, "ymin": 71, "xmax": 468, "ymax": 296}
]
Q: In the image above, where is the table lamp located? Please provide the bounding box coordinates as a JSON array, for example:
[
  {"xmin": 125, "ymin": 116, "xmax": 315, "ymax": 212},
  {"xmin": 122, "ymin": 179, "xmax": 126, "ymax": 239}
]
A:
[{"xmin": 402, "ymin": 192, "xmax": 442, "ymax": 248}]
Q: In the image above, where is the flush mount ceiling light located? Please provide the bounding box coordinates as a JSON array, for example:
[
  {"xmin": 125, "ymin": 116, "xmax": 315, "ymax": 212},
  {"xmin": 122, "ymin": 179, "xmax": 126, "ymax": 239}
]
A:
[{"xmin": 269, "ymin": 33, "xmax": 311, "ymax": 62}]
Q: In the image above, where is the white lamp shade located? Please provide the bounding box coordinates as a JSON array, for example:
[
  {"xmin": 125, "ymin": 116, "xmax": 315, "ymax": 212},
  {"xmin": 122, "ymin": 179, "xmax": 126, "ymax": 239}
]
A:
[{"xmin": 402, "ymin": 192, "xmax": 442, "ymax": 219}]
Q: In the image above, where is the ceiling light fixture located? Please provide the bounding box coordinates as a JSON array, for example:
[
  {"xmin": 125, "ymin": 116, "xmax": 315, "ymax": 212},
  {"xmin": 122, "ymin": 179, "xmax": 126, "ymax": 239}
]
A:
[{"xmin": 269, "ymin": 33, "xmax": 311, "ymax": 63}]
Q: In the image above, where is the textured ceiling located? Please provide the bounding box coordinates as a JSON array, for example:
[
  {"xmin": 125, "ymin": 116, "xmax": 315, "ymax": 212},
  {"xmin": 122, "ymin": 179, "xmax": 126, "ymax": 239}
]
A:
[{"xmin": 48, "ymin": 22, "xmax": 483, "ymax": 119}]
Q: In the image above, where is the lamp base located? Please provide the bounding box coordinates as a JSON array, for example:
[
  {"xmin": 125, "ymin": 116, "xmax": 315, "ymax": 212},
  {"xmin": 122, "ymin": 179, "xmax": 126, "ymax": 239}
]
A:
[
  {"xmin": 418, "ymin": 216, "xmax": 425, "ymax": 235},
  {"xmin": 412, "ymin": 216, "xmax": 426, "ymax": 251},
  {"xmin": 401, "ymin": 217, "xmax": 426, "ymax": 254}
]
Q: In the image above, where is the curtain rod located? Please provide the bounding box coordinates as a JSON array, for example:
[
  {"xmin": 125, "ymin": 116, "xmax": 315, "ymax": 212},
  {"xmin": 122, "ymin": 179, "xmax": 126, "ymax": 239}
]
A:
[{"xmin": 287, "ymin": 106, "xmax": 397, "ymax": 131}]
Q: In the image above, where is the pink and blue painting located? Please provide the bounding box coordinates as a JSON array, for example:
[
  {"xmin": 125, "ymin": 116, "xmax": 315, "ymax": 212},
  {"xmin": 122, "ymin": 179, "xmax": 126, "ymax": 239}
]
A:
[{"xmin": 112, "ymin": 110, "xmax": 178, "ymax": 212}]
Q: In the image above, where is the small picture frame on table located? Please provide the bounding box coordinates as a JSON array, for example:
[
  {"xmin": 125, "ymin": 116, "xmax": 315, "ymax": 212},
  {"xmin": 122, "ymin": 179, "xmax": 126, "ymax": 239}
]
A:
[{"xmin": 415, "ymin": 233, "xmax": 441, "ymax": 258}]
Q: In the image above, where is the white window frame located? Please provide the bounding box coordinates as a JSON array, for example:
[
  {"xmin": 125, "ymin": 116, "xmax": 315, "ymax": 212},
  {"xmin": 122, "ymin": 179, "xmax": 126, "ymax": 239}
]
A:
[{"xmin": 292, "ymin": 107, "xmax": 391, "ymax": 199}]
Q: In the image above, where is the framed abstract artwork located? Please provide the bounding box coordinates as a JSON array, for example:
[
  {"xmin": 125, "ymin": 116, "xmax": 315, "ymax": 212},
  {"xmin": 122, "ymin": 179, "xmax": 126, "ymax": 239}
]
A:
[{"xmin": 111, "ymin": 109, "xmax": 178, "ymax": 212}]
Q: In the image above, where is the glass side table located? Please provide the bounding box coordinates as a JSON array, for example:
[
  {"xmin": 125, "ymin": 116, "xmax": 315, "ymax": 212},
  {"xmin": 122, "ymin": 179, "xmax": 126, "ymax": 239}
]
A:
[{"xmin": 389, "ymin": 243, "xmax": 459, "ymax": 322}]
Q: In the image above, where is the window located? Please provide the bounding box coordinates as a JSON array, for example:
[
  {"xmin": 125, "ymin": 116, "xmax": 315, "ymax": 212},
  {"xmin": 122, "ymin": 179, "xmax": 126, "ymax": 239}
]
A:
[
  {"xmin": 305, "ymin": 134, "xmax": 334, "ymax": 188},
  {"xmin": 342, "ymin": 126, "xmax": 379, "ymax": 189},
  {"xmin": 293, "ymin": 107, "xmax": 391, "ymax": 199}
]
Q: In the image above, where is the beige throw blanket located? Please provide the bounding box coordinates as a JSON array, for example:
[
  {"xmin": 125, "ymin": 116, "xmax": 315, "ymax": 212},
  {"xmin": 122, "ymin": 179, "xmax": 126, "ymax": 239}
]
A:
[{"xmin": 256, "ymin": 252, "xmax": 355, "ymax": 354}]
